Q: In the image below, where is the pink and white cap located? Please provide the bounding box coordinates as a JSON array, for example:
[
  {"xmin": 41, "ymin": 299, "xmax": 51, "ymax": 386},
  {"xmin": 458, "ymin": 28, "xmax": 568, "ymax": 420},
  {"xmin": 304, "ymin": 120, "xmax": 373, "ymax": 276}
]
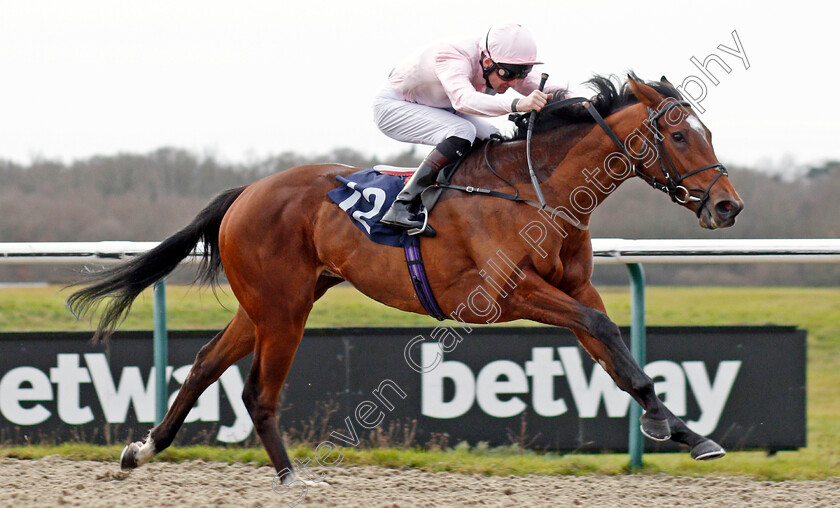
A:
[{"xmin": 482, "ymin": 23, "xmax": 543, "ymax": 66}]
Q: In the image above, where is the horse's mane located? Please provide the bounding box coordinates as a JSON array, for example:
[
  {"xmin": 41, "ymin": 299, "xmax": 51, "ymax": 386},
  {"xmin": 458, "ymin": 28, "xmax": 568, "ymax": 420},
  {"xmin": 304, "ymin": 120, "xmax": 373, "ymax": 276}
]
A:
[{"xmin": 505, "ymin": 72, "xmax": 682, "ymax": 141}]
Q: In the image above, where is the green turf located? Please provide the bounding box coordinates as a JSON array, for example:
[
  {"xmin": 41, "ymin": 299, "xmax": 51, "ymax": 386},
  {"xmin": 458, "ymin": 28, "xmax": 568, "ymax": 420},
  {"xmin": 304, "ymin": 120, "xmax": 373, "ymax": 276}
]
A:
[{"xmin": 1, "ymin": 284, "xmax": 838, "ymax": 480}]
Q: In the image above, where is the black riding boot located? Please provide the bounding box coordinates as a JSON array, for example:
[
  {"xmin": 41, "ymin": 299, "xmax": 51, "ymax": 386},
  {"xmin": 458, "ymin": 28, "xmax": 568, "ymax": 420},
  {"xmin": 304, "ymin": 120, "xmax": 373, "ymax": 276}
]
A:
[
  {"xmin": 380, "ymin": 137, "xmax": 470, "ymax": 231},
  {"xmin": 380, "ymin": 150, "xmax": 449, "ymax": 229}
]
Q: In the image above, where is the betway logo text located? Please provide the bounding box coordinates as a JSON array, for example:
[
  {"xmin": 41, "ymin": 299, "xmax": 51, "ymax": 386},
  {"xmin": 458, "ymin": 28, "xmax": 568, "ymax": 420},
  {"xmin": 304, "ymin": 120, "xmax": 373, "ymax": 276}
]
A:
[
  {"xmin": 0, "ymin": 354, "xmax": 252, "ymax": 442},
  {"xmin": 419, "ymin": 343, "xmax": 740, "ymax": 435}
]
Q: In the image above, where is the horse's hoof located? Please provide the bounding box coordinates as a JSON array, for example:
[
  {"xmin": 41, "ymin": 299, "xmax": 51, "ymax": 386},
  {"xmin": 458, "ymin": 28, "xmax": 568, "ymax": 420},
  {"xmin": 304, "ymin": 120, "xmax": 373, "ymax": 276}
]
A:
[
  {"xmin": 120, "ymin": 442, "xmax": 141, "ymax": 470},
  {"xmin": 691, "ymin": 439, "xmax": 726, "ymax": 461},
  {"xmin": 639, "ymin": 413, "xmax": 671, "ymax": 441},
  {"xmin": 120, "ymin": 436, "xmax": 156, "ymax": 470}
]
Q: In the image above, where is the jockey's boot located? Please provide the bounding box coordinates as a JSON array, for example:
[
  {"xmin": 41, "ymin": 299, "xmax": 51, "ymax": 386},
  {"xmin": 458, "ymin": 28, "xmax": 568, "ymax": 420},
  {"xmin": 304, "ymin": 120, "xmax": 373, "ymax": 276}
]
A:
[{"xmin": 380, "ymin": 137, "xmax": 470, "ymax": 230}]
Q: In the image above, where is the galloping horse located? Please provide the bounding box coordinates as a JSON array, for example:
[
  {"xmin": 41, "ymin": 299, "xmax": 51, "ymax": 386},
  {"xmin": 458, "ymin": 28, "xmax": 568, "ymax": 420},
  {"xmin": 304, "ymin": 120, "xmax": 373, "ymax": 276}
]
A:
[{"xmin": 68, "ymin": 74, "xmax": 743, "ymax": 481}]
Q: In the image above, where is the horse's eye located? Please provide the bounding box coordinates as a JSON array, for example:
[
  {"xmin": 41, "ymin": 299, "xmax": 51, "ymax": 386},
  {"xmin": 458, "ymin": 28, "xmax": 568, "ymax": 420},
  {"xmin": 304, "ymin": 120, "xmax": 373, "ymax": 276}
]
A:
[{"xmin": 671, "ymin": 132, "xmax": 686, "ymax": 143}]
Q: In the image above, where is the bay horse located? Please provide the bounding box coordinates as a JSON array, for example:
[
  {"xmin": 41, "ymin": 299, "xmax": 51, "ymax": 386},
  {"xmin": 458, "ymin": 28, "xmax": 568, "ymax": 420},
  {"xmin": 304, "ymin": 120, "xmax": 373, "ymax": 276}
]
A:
[{"xmin": 68, "ymin": 74, "xmax": 744, "ymax": 481}]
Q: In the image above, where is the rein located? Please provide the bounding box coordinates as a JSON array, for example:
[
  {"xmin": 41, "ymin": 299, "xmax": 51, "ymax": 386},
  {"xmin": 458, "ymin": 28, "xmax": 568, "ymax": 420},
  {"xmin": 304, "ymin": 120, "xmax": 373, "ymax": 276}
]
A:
[
  {"xmin": 526, "ymin": 73, "xmax": 550, "ymax": 208},
  {"xmin": 437, "ymin": 95, "xmax": 728, "ymax": 224},
  {"xmin": 437, "ymin": 96, "xmax": 593, "ymax": 231}
]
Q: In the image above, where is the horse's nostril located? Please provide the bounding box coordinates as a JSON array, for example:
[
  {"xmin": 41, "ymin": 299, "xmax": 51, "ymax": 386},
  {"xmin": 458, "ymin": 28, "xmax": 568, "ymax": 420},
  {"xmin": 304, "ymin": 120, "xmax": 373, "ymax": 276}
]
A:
[{"xmin": 715, "ymin": 200, "xmax": 740, "ymax": 219}]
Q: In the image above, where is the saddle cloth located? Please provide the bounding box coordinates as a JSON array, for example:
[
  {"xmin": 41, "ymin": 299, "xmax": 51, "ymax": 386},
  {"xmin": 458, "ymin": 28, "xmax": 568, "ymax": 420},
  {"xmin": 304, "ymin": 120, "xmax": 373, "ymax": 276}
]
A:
[
  {"xmin": 327, "ymin": 168, "xmax": 446, "ymax": 320},
  {"xmin": 327, "ymin": 168, "xmax": 410, "ymax": 248}
]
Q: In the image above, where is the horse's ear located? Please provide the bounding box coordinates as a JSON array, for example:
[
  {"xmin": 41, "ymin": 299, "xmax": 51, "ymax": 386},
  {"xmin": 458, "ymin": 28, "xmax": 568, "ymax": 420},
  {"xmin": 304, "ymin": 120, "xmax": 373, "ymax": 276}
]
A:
[
  {"xmin": 660, "ymin": 75, "xmax": 673, "ymax": 86},
  {"xmin": 627, "ymin": 76, "xmax": 663, "ymax": 108}
]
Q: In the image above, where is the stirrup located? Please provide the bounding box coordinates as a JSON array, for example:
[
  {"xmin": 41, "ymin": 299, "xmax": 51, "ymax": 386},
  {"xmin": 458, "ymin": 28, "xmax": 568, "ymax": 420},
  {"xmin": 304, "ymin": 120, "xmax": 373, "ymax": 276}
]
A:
[{"xmin": 407, "ymin": 207, "xmax": 435, "ymax": 237}]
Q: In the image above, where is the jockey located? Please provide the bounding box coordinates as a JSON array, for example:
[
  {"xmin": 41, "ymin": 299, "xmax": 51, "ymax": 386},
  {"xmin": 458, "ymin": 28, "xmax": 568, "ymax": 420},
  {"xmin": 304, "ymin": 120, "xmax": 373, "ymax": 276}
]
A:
[{"xmin": 374, "ymin": 23, "xmax": 569, "ymax": 231}]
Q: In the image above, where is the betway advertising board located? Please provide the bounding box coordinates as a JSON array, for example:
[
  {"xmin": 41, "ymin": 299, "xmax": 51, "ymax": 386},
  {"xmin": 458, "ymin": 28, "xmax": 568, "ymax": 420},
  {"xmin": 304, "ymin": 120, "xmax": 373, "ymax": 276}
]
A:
[{"xmin": 0, "ymin": 327, "xmax": 805, "ymax": 452}]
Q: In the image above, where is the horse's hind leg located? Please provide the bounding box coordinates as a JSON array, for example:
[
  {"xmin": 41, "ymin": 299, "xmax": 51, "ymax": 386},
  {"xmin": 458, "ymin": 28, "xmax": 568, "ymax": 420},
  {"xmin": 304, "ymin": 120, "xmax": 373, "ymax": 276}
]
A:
[
  {"xmin": 120, "ymin": 276, "xmax": 342, "ymax": 470},
  {"xmin": 243, "ymin": 311, "xmax": 310, "ymax": 483},
  {"xmin": 120, "ymin": 306, "xmax": 256, "ymax": 469}
]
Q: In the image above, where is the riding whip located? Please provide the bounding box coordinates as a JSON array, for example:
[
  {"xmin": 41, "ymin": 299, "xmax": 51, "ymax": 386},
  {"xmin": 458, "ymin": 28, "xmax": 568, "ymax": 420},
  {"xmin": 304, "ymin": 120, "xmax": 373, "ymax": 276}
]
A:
[{"xmin": 526, "ymin": 73, "xmax": 549, "ymax": 208}]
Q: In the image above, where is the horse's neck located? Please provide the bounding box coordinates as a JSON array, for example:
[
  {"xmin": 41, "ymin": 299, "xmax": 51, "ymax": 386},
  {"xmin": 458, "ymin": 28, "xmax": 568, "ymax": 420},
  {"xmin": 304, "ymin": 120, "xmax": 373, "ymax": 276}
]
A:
[
  {"xmin": 453, "ymin": 105, "xmax": 644, "ymax": 221},
  {"xmin": 454, "ymin": 123, "xmax": 596, "ymax": 189},
  {"xmin": 538, "ymin": 106, "xmax": 644, "ymax": 223}
]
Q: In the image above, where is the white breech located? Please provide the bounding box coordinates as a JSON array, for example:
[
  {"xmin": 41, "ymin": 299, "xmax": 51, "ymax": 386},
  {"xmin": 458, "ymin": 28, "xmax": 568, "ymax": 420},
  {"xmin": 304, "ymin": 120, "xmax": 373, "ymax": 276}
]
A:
[{"xmin": 372, "ymin": 85, "xmax": 499, "ymax": 146}]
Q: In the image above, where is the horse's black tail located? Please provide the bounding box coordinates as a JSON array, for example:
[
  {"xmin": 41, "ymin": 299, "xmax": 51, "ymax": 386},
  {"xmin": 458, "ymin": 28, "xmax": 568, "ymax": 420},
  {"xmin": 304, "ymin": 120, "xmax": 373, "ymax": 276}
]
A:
[{"xmin": 67, "ymin": 185, "xmax": 248, "ymax": 342}]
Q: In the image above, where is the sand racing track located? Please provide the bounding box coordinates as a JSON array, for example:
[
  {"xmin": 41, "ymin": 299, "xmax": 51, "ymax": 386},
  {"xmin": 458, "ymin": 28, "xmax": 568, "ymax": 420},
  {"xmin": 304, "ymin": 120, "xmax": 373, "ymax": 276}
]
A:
[{"xmin": 2, "ymin": 457, "xmax": 839, "ymax": 507}]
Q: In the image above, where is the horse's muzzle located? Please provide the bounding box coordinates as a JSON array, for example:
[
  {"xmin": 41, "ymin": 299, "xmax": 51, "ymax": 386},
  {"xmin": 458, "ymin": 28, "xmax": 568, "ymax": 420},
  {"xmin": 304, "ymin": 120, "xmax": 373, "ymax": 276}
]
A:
[{"xmin": 699, "ymin": 197, "xmax": 744, "ymax": 229}]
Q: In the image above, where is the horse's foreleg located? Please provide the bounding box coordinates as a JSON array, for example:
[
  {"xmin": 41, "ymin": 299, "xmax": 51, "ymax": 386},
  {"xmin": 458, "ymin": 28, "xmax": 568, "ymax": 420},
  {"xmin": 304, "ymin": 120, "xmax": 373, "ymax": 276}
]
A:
[
  {"xmin": 120, "ymin": 306, "xmax": 256, "ymax": 470},
  {"xmin": 510, "ymin": 276, "xmax": 671, "ymax": 439},
  {"xmin": 570, "ymin": 282, "xmax": 725, "ymax": 460}
]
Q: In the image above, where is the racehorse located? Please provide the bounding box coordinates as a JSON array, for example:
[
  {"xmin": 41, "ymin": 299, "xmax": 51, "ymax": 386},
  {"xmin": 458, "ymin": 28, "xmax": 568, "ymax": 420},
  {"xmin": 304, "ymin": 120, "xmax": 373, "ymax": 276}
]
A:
[{"xmin": 68, "ymin": 74, "xmax": 743, "ymax": 482}]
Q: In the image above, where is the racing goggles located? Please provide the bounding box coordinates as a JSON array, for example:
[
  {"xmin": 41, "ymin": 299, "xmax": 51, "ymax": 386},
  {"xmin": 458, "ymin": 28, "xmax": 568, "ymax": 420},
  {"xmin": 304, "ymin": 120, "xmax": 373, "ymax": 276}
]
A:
[{"xmin": 494, "ymin": 62, "xmax": 533, "ymax": 81}]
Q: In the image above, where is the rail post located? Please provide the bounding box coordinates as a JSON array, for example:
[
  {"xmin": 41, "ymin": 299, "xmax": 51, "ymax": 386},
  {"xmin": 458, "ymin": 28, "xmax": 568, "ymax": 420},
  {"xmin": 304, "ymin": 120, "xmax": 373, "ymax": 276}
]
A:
[
  {"xmin": 153, "ymin": 279, "xmax": 168, "ymax": 425},
  {"xmin": 627, "ymin": 263, "xmax": 646, "ymax": 469}
]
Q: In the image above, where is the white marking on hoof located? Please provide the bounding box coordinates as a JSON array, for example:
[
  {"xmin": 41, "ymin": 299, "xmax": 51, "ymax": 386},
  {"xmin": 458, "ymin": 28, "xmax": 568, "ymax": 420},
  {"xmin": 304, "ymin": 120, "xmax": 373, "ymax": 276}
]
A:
[
  {"xmin": 301, "ymin": 478, "xmax": 329, "ymax": 488},
  {"xmin": 120, "ymin": 442, "xmax": 141, "ymax": 470},
  {"xmin": 271, "ymin": 470, "xmax": 299, "ymax": 496},
  {"xmin": 135, "ymin": 436, "xmax": 157, "ymax": 466},
  {"xmin": 119, "ymin": 444, "xmax": 133, "ymax": 465},
  {"xmin": 120, "ymin": 434, "xmax": 157, "ymax": 470},
  {"xmin": 282, "ymin": 471, "xmax": 297, "ymax": 485},
  {"xmin": 274, "ymin": 471, "xmax": 329, "ymax": 488}
]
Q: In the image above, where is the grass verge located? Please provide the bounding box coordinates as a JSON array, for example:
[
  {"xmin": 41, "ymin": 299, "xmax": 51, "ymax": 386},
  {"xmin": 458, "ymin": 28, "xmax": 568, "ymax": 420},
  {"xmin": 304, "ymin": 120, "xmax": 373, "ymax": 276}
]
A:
[
  {"xmin": 1, "ymin": 285, "xmax": 838, "ymax": 480},
  {"xmin": 3, "ymin": 443, "xmax": 837, "ymax": 481}
]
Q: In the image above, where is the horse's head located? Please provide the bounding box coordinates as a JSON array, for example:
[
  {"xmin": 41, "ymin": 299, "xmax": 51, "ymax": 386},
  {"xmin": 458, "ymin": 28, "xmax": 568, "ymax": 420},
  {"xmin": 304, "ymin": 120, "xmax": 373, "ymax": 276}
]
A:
[{"xmin": 626, "ymin": 76, "xmax": 744, "ymax": 229}]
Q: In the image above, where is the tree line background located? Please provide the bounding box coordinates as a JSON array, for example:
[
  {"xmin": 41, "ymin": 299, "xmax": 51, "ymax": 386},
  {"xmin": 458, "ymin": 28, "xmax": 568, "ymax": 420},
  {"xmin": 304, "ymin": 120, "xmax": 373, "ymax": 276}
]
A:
[{"xmin": 0, "ymin": 147, "xmax": 837, "ymax": 286}]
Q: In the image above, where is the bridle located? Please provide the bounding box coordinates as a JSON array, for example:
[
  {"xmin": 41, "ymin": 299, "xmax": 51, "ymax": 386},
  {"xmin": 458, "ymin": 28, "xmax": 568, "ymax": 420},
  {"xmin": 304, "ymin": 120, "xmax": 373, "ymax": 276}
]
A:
[
  {"xmin": 585, "ymin": 99, "xmax": 728, "ymax": 217},
  {"xmin": 436, "ymin": 95, "xmax": 730, "ymax": 229}
]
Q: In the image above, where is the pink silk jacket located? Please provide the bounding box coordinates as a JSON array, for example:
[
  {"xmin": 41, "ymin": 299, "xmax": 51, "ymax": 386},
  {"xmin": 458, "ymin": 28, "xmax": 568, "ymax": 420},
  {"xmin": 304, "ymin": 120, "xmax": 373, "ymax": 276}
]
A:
[{"xmin": 388, "ymin": 36, "xmax": 566, "ymax": 117}]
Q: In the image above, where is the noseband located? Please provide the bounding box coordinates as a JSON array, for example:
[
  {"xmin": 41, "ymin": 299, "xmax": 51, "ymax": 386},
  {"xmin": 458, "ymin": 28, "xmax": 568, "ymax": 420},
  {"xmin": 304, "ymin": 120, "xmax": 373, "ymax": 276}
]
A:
[{"xmin": 586, "ymin": 100, "xmax": 728, "ymax": 217}]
